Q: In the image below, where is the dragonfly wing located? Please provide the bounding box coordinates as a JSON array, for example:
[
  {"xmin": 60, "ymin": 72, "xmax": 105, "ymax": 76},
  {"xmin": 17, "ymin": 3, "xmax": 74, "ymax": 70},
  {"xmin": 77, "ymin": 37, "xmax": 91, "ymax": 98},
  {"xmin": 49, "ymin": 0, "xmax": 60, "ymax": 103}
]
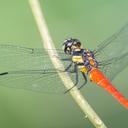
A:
[
  {"xmin": 0, "ymin": 70, "xmax": 67, "ymax": 93},
  {"xmin": 94, "ymin": 24, "xmax": 128, "ymax": 80},
  {"xmin": 95, "ymin": 24, "xmax": 128, "ymax": 57},
  {"xmin": 0, "ymin": 44, "xmax": 75, "ymax": 93},
  {"xmin": 98, "ymin": 52, "xmax": 128, "ymax": 80},
  {"xmin": 0, "ymin": 44, "xmax": 71, "ymax": 72}
]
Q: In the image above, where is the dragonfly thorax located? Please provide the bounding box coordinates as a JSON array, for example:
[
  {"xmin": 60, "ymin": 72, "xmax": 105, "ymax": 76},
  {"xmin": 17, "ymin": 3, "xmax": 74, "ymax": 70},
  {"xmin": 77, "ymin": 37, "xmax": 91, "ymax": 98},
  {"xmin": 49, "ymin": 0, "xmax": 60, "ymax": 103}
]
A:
[
  {"xmin": 71, "ymin": 48, "xmax": 84, "ymax": 64},
  {"xmin": 71, "ymin": 48, "xmax": 98, "ymax": 73}
]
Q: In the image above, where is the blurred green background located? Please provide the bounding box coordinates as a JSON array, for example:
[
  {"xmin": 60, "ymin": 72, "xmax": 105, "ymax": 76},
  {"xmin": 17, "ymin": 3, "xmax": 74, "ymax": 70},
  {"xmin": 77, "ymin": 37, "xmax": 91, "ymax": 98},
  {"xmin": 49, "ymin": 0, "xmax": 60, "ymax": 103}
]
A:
[{"xmin": 0, "ymin": 0, "xmax": 128, "ymax": 128}]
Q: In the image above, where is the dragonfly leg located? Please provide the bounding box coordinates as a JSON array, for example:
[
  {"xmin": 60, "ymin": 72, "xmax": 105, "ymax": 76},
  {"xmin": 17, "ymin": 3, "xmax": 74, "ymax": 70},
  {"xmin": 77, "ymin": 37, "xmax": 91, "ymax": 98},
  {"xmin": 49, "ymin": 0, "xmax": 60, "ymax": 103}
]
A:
[
  {"xmin": 78, "ymin": 72, "xmax": 87, "ymax": 90},
  {"xmin": 64, "ymin": 63, "xmax": 78, "ymax": 93},
  {"xmin": 65, "ymin": 62, "xmax": 73, "ymax": 71}
]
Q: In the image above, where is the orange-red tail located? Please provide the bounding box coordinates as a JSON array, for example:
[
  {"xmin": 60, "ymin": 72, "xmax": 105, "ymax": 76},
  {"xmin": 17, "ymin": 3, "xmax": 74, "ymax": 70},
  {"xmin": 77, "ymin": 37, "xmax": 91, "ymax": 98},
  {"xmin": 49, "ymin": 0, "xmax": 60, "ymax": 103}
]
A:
[{"xmin": 89, "ymin": 68, "xmax": 128, "ymax": 109}]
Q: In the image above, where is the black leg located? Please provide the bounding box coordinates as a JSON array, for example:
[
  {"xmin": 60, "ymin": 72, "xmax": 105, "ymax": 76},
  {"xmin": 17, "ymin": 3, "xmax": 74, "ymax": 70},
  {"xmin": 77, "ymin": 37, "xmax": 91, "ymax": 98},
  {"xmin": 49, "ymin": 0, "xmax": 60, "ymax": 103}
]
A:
[
  {"xmin": 65, "ymin": 62, "xmax": 73, "ymax": 71},
  {"xmin": 78, "ymin": 72, "xmax": 87, "ymax": 90},
  {"xmin": 64, "ymin": 63, "xmax": 79, "ymax": 93},
  {"xmin": 64, "ymin": 84, "xmax": 76, "ymax": 93}
]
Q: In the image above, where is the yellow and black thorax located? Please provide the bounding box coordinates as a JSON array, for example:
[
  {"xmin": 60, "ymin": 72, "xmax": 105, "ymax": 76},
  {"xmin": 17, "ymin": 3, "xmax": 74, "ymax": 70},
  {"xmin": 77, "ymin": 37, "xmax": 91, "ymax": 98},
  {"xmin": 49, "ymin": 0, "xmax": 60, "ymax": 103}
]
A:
[
  {"xmin": 71, "ymin": 48, "xmax": 84, "ymax": 64},
  {"xmin": 71, "ymin": 48, "xmax": 88, "ymax": 73}
]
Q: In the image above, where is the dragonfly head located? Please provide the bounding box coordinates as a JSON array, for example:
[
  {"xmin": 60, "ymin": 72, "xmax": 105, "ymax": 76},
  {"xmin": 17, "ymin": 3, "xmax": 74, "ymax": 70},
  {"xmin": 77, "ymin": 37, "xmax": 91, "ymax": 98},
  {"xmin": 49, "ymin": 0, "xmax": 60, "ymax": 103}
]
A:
[{"xmin": 63, "ymin": 38, "xmax": 81, "ymax": 54}]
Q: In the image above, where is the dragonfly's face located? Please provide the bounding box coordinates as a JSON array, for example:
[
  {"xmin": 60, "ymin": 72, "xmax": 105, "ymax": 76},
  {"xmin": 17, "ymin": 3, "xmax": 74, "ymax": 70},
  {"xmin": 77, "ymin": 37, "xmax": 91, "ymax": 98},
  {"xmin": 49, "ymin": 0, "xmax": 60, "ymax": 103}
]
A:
[
  {"xmin": 63, "ymin": 42, "xmax": 73, "ymax": 54},
  {"xmin": 63, "ymin": 38, "xmax": 81, "ymax": 54}
]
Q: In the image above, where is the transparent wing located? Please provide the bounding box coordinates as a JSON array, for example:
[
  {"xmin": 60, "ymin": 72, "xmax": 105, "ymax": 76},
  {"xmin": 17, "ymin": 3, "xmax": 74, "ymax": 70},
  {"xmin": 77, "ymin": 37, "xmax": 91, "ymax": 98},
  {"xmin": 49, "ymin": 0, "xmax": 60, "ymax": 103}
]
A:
[
  {"xmin": 0, "ymin": 44, "xmax": 71, "ymax": 71},
  {"xmin": 97, "ymin": 52, "xmax": 128, "ymax": 80},
  {"xmin": 0, "ymin": 44, "xmax": 74, "ymax": 93},
  {"xmin": 94, "ymin": 24, "xmax": 128, "ymax": 80},
  {"xmin": 0, "ymin": 70, "xmax": 66, "ymax": 93}
]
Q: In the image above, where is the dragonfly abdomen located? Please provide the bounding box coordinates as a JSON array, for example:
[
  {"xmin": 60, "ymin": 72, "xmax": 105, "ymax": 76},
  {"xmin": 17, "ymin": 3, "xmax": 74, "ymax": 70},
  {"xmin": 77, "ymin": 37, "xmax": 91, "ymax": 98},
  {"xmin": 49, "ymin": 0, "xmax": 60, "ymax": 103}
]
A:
[{"xmin": 90, "ymin": 68, "xmax": 128, "ymax": 109}]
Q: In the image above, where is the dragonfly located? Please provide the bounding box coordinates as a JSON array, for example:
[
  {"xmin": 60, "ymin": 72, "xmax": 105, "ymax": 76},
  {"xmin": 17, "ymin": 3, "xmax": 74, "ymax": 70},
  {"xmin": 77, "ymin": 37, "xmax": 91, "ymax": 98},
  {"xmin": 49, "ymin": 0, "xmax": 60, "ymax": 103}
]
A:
[{"xmin": 0, "ymin": 24, "xmax": 128, "ymax": 108}]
